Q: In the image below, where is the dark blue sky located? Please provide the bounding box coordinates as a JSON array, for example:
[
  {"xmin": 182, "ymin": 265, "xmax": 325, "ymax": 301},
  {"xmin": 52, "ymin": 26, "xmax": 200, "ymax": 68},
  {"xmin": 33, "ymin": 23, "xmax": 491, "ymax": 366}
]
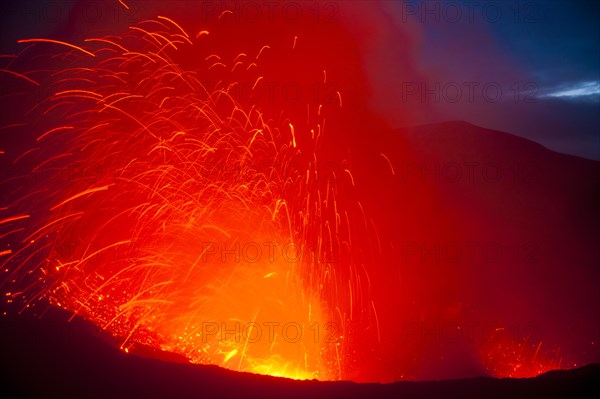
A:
[{"xmin": 384, "ymin": 0, "xmax": 600, "ymax": 159}]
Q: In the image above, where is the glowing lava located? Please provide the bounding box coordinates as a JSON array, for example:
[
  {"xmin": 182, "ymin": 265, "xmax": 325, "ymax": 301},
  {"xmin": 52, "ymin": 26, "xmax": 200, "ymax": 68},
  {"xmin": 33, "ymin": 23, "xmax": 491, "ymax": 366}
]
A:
[{"xmin": 0, "ymin": 15, "xmax": 364, "ymax": 380}]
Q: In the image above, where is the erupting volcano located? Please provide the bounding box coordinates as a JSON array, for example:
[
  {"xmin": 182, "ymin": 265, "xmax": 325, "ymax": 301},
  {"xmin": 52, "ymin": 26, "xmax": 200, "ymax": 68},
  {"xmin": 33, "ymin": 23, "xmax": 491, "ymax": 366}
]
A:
[{"xmin": 0, "ymin": 0, "xmax": 599, "ymax": 395}]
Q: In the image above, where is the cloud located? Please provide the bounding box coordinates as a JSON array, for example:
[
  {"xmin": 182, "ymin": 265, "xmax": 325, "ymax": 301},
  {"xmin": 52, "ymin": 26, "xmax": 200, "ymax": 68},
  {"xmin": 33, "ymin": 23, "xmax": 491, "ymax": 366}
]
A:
[{"xmin": 537, "ymin": 81, "xmax": 600, "ymax": 102}]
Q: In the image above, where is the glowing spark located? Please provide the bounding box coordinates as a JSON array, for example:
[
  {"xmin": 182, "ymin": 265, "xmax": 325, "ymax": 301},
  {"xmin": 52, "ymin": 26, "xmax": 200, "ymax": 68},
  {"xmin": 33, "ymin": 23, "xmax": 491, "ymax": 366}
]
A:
[
  {"xmin": 344, "ymin": 169, "xmax": 355, "ymax": 186},
  {"xmin": 84, "ymin": 38, "xmax": 128, "ymax": 52},
  {"xmin": 256, "ymin": 45, "xmax": 270, "ymax": 60},
  {"xmin": 0, "ymin": 69, "xmax": 39, "ymax": 86},
  {"xmin": 0, "ymin": 215, "xmax": 30, "ymax": 225},
  {"xmin": 231, "ymin": 62, "xmax": 243, "ymax": 72},
  {"xmin": 17, "ymin": 38, "xmax": 96, "ymax": 57},
  {"xmin": 224, "ymin": 349, "xmax": 238, "ymax": 363},
  {"xmin": 158, "ymin": 16, "xmax": 189, "ymax": 38},
  {"xmin": 252, "ymin": 76, "xmax": 263, "ymax": 91},
  {"xmin": 50, "ymin": 185, "xmax": 112, "ymax": 211},
  {"xmin": 36, "ymin": 126, "xmax": 74, "ymax": 142},
  {"xmin": 54, "ymin": 90, "xmax": 103, "ymax": 100},
  {"xmin": 209, "ymin": 62, "xmax": 226, "ymax": 70},
  {"xmin": 289, "ymin": 123, "xmax": 297, "ymax": 148},
  {"xmin": 371, "ymin": 301, "xmax": 381, "ymax": 344},
  {"xmin": 380, "ymin": 153, "xmax": 395, "ymax": 175},
  {"xmin": 219, "ymin": 10, "xmax": 233, "ymax": 19}
]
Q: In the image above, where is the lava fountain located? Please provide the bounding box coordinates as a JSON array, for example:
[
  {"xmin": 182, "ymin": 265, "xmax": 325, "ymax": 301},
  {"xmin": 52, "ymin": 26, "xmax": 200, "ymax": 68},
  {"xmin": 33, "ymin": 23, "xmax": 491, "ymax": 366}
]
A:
[{"xmin": 0, "ymin": 13, "xmax": 373, "ymax": 381}]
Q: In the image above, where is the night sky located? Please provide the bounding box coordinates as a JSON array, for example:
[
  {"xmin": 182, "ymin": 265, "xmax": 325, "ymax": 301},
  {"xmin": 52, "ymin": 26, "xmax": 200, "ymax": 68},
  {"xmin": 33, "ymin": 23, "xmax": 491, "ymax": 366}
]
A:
[
  {"xmin": 1, "ymin": 1, "xmax": 599, "ymax": 159},
  {"xmin": 364, "ymin": 0, "xmax": 600, "ymax": 160}
]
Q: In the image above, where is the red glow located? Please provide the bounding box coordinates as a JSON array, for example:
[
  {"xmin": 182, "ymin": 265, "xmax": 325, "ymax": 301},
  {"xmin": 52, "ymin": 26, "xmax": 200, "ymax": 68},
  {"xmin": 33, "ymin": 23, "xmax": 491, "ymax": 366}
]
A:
[{"xmin": 1, "ymin": 2, "xmax": 598, "ymax": 384}]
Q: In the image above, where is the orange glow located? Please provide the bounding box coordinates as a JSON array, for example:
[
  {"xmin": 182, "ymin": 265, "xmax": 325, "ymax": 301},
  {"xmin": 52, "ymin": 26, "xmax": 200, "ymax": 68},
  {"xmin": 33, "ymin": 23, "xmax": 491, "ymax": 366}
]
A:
[{"xmin": 1, "ymin": 16, "xmax": 359, "ymax": 381}]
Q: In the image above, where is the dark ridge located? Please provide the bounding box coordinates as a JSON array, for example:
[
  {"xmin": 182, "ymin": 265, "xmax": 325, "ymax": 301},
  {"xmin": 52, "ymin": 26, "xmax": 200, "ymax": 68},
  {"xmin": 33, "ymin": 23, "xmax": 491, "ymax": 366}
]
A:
[{"xmin": 0, "ymin": 302, "xmax": 598, "ymax": 399}]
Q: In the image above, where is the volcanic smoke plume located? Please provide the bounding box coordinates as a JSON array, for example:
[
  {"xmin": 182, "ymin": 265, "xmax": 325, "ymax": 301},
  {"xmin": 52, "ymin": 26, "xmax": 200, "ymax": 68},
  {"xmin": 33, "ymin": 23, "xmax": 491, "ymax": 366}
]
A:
[{"xmin": 1, "ymin": 0, "xmax": 599, "ymax": 385}]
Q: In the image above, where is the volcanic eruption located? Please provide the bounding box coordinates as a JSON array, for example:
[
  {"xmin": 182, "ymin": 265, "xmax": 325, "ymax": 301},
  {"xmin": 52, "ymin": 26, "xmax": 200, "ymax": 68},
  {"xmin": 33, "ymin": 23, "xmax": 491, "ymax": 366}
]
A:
[{"xmin": 1, "ymin": 0, "xmax": 599, "ymax": 391}]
